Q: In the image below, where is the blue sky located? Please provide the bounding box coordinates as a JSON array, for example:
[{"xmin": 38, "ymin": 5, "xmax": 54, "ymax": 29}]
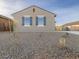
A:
[{"xmin": 0, "ymin": 0, "xmax": 79, "ymax": 25}]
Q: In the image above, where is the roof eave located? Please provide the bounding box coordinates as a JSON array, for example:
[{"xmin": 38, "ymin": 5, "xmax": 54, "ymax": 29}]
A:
[{"xmin": 12, "ymin": 5, "xmax": 56, "ymax": 17}]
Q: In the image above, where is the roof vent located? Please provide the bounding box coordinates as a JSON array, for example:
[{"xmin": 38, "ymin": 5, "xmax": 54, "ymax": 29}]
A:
[{"xmin": 33, "ymin": 8, "xmax": 35, "ymax": 13}]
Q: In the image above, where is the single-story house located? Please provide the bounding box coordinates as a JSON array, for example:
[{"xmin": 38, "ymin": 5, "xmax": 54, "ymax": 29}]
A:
[
  {"xmin": 12, "ymin": 5, "xmax": 56, "ymax": 32},
  {"xmin": 62, "ymin": 21, "xmax": 79, "ymax": 31}
]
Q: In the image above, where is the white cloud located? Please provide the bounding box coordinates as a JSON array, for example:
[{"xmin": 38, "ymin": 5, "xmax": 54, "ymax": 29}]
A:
[
  {"xmin": 0, "ymin": 0, "xmax": 13, "ymax": 17},
  {"xmin": 0, "ymin": 0, "xmax": 26, "ymax": 18}
]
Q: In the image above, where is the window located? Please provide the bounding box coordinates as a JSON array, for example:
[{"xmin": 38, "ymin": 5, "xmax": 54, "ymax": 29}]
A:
[
  {"xmin": 36, "ymin": 16, "xmax": 46, "ymax": 27},
  {"xmin": 22, "ymin": 16, "xmax": 32, "ymax": 27}
]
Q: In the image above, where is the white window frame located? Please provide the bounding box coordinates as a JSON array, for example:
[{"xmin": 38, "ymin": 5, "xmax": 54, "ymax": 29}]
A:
[
  {"xmin": 22, "ymin": 16, "xmax": 32, "ymax": 27},
  {"xmin": 36, "ymin": 15, "xmax": 46, "ymax": 27}
]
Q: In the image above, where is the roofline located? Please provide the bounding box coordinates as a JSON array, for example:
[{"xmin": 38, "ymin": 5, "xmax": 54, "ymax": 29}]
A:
[
  {"xmin": 63, "ymin": 21, "xmax": 79, "ymax": 26},
  {"xmin": 0, "ymin": 15, "xmax": 13, "ymax": 21},
  {"xmin": 12, "ymin": 5, "xmax": 56, "ymax": 17}
]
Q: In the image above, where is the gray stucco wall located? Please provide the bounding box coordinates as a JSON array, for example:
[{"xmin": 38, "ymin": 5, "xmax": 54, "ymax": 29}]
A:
[{"xmin": 12, "ymin": 6, "xmax": 55, "ymax": 32}]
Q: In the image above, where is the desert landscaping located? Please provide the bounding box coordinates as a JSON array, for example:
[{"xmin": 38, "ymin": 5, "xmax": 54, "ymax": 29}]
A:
[{"xmin": 0, "ymin": 32, "xmax": 79, "ymax": 59}]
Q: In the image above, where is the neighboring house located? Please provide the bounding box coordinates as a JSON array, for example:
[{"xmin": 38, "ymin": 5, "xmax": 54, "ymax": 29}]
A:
[
  {"xmin": 55, "ymin": 25, "xmax": 62, "ymax": 31},
  {"xmin": 0, "ymin": 15, "xmax": 13, "ymax": 32},
  {"xmin": 12, "ymin": 5, "xmax": 56, "ymax": 32},
  {"xmin": 62, "ymin": 21, "xmax": 79, "ymax": 31}
]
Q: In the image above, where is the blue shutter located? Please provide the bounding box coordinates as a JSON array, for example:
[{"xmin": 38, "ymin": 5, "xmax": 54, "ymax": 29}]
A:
[
  {"xmin": 22, "ymin": 17, "xmax": 24, "ymax": 25},
  {"xmin": 44, "ymin": 17, "xmax": 46, "ymax": 25},
  {"xmin": 30, "ymin": 17, "xmax": 32, "ymax": 25},
  {"xmin": 36, "ymin": 17, "xmax": 38, "ymax": 25}
]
